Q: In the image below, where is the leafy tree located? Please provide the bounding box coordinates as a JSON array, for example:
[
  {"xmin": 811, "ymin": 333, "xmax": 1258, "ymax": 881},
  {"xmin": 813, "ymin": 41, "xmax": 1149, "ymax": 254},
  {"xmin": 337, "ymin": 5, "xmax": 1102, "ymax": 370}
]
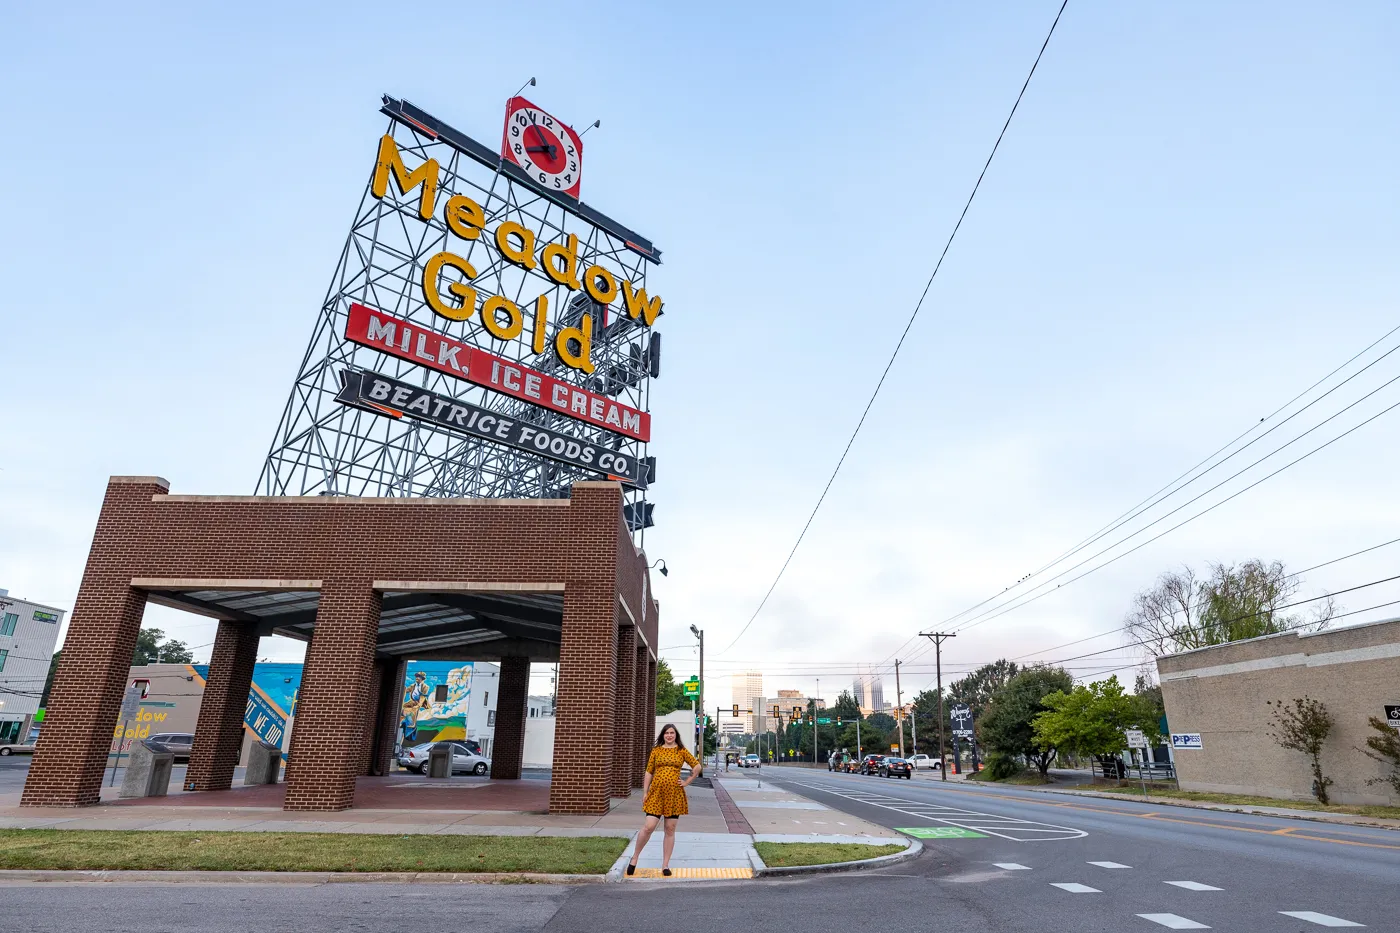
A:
[
  {"xmin": 833, "ymin": 690, "xmax": 861, "ymax": 721},
  {"xmin": 867, "ymin": 711, "xmax": 896, "ymax": 734},
  {"xmin": 946, "ymin": 660, "xmax": 1021, "ymax": 727},
  {"xmin": 980, "ymin": 666, "xmax": 1074, "ymax": 777},
  {"xmin": 1126, "ymin": 561, "xmax": 1335, "ymax": 657},
  {"xmin": 1360, "ymin": 717, "xmax": 1400, "ymax": 798},
  {"xmin": 1134, "ymin": 671, "xmax": 1165, "ymax": 731},
  {"xmin": 1267, "ymin": 696, "xmax": 1334, "ymax": 804},
  {"xmin": 1032, "ymin": 676, "xmax": 1158, "ymax": 759},
  {"xmin": 653, "ymin": 659, "xmax": 690, "ymax": 715},
  {"xmin": 40, "ymin": 650, "xmax": 62, "ymax": 706},
  {"xmin": 131, "ymin": 628, "xmax": 195, "ymax": 665},
  {"xmin": 703, "ymin": 717, "xmax": 717, "ymax": 756}
]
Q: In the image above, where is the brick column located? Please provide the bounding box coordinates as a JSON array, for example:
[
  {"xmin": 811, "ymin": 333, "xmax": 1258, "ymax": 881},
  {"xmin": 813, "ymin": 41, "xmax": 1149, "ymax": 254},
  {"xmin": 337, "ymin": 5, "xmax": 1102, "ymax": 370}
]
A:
[
  {"xmin": 357, "ymin": 659, "xmax": 387, "ymax": 776},
  {"xmin": 633, "ymin": 643, "xmax": 649, "ymax": 788},
  {"xmin": 491, "ymin": 657, "xmax": 530, "ymax": 780},
  {"xmin": 184, "ymin": 621, "xmax": 260, "ymax": 791},
  {"xmin": 549, "ymin": 583, "xmax": 618, "ymax": 814},
  {"xmin": 369, "ymin": 658, "xmax": 404, "ymax": 776},
  {"xmin": 22, "ymin": 476, "xmax": 166, "ymax": 807},
  {"xmin": 283, "ymin": 582, "xmax": 381, "ymax": 811},
  {"xmin": 611, "ymin": 625, "xmax": 637, "ymax": 797}
]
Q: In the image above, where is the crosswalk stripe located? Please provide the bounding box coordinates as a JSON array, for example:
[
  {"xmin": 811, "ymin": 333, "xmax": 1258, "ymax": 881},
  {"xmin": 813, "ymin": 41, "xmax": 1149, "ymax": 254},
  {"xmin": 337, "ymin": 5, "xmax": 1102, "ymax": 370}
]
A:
[
  {"xmin": 1088, "ymin": 860, "xmax": 1131, "ymax": 868},
  {"xmin": 993, "ymin": 862, "xmax": 1031, "ymax": 870},
  {"xmin": 1137, "ymin": 913, "xmax": 1210, "ymax": 929},
  {"xmin": 1278, "ymin": 912, "xmax": 1365, "ymax": 928},
  {"xmin": 1166, "ymin": 881, "xmax": 1222, "ymax": 891},
  {"xmin": 1050, "ymin": 882, "xmax": 1101, "ymax": 893}
]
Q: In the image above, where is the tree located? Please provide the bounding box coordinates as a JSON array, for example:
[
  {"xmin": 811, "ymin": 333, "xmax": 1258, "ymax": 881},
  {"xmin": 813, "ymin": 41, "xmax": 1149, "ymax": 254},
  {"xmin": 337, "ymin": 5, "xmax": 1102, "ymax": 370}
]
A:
[
  {"xmin": 39, "ymin": 650, "xmax": 62, "ymax": 706},
  {"xmin": 654, "ymin": 659, "xmax": 689, "ymax": 715},
  {"xmin": 980, "ymin": 666, "xmax": 1074, "ymax": 777},
  {"xmin": 1033, "ymin": 676, "xmax": 1159, "ymax": 760},
  {"xmin": 1134, "ymin": 671, "xmax": 1165, "ymax": 731},
  {"xmin": 833, "ymin": 690, "xmax": 861, "ymax": 721},
  {"xmin": 867, "ymin": 711, "xmax": 896, "ymax": 734},
  {"xmin": 1125, "ymin": 561, "xmax": 1336, "ymax": 657},
  {"xmin": 1267, "ymin": 696, "xmax": 1334, "ymax": 804},
  {"xmin": 131, "ymin": 627, "xmax": 195, "ymax": 665},
  {"xmin": 946, "ymin": 660, "xmax": 1021, "ymax": 727},
  {"xmin": 1360, "ymin": 717, "xmax": 1400, "ymax": 798}
]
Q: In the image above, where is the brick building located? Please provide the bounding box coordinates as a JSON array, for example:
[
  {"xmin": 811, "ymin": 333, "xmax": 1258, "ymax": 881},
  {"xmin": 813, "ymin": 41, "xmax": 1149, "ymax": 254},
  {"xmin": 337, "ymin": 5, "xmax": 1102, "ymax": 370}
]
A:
[{"xmin": 22, "ymin": 476, "xmax": 658, "ymax": 814}]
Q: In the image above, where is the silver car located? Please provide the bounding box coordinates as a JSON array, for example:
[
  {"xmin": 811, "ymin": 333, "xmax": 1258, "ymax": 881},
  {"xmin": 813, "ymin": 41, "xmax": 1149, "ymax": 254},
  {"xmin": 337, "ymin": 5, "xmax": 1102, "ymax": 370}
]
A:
[{"xmin": 398, "ymin": 741, "xmax": 490, "ymax": 775}]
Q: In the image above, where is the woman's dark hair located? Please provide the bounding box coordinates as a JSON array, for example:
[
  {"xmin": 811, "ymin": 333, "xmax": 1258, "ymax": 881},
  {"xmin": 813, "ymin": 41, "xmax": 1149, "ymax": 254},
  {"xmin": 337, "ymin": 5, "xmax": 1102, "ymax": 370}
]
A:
[{"xmin": 655, "ymin": 723, "xmax": 681, "ymax": 747}]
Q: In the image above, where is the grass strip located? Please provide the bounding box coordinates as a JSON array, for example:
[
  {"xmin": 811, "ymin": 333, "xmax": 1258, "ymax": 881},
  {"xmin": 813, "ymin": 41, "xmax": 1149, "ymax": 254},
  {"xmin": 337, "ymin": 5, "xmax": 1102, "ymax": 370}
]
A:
[
  {"xmin": 754, "ymin": 841, "xmax": 905, "ymax": 868},
  {"xmin": 966, "ymin": 772, "xmax": 1050, "ymax": 785},
  {"xmin": 0, "ymin": 830, "xmax": 627, "ymax": 874},
  {"xmin": 1079, "ymin": 786, "xmax": 1400, "ymax": 821}
]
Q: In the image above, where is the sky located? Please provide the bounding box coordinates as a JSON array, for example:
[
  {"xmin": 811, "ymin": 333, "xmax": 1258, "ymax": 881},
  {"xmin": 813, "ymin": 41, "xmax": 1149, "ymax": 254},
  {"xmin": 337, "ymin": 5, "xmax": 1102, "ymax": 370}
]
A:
[{"xmin": 2, "ymin": 2, "xmax": 1398, "ymax": 707}]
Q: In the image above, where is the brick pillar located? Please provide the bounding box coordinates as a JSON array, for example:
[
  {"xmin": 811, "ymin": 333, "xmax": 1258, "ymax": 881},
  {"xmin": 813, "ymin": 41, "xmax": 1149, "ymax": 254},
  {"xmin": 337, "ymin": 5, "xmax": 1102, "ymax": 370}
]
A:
[
  {"xmin": 283, "ymin": 582, "xmax": 381, "ymax": 811},
  {"xmin": 369, "ymin": 659, "xmax": 404, "ymax": 776},
  {"xmin": 611, "ymin": 625, "xmax": 637, "ymax": 798},
  {"xmin": 549, "ymin": 583, "xmax": 618, "ymax": 814},
  {"xmin": 633, "ymin": 644, "xmax": 649, "ymax": 788},
  {"xmin": 184, "ymin": 621, "xmax": 260, "ymax": 791},
  {"xmin": 22, "ymin": 476, "xmax": 167, "ymax": 807},
  {"xmin": 357, "ymin": 660, "xmax": 386, "ymax": 777},
  {"xmin": 492, "ymin": 657, "xmax": 530, "ymax": 780}
]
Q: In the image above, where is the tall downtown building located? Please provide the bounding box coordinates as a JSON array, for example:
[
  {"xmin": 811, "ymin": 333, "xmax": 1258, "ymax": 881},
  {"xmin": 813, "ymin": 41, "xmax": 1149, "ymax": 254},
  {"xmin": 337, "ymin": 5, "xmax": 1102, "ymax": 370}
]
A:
[
  {"xmin": 734, "ymin": 670, "xmax": 763, "ymax": 732},
  {"xmin": 852, "ymin": 664, "xmax": 886, "ymax": 713}
]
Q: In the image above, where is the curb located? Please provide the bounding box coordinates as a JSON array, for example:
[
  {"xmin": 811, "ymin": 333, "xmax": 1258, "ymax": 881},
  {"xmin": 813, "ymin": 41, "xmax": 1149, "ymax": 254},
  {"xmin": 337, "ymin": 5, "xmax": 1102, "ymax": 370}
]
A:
[
  {"xmin": 753, "ymin": 838, "xmax": 922, "ymax": 878},
  {"xmin": 0, "ymin": 869, "xmax": 607, "ymax": 885}
]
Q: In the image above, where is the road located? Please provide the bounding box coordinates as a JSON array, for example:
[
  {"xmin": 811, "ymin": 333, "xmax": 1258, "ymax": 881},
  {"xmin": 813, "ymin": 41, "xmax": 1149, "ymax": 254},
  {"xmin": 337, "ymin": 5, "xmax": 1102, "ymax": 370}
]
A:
[{"xmin": 1, "ymin": 761, "xmax": 1396, "ymax": 931}]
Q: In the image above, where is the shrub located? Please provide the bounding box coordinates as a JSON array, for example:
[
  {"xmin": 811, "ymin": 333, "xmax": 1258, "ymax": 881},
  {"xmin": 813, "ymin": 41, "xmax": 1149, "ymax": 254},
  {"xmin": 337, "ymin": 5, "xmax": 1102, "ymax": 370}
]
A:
[{"xmin": 985, "ymin": 752, "xmax": 1022, "ymax": 781}]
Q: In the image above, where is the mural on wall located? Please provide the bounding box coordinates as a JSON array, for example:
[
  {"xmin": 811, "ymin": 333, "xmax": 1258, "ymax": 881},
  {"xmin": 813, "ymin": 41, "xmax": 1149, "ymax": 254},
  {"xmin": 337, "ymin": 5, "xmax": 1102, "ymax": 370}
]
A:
[
  {"xmin": 401, "ymin": 660, "xmax": 476, "ymax": 745},
  {"xmin": 190, "ymin": 662, "xmax": 302, "ymax": 755}
]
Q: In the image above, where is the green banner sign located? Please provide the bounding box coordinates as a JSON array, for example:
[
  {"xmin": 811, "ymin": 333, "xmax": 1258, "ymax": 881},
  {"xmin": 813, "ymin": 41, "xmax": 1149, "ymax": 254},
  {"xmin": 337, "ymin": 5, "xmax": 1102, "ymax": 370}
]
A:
[
  {"xmin": 897, "ymin": 827, "xmax": 987, "ymax": 839},
  {"xmin": 682, "ymin": 677, "xmax": 700, "ymax": 698}
]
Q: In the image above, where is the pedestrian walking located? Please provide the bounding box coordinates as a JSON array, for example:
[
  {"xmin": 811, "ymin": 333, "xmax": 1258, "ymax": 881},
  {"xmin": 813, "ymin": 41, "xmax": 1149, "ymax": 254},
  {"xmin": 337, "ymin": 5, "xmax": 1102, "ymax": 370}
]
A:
[{"xmin": 627, "ymin": 723, "xmax": 703, "ymax": 876}]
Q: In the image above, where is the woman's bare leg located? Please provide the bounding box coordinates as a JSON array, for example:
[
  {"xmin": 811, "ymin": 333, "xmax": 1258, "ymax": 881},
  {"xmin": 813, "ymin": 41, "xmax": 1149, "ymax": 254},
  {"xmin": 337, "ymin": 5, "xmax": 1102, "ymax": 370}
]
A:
[
  {"xmin": 661, "ymin": 817, "xmax": 678, "ymax": 869},
  {"xmin": 630, "ymin": 815, "xmax": 660, "ymax": 865}
]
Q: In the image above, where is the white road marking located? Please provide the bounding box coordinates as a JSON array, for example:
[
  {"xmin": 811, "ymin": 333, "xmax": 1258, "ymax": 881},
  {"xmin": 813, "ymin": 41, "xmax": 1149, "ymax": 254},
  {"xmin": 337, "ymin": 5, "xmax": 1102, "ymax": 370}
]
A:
[
  {"xmin": 793, "ymin": 781, "xmax": 1087, "ymax": 843},
  {"xmin": 1278, "ymin": 912, "xmax": 1365, "ymax": 928},
  {"xmin": 994, "ymin": 862, "xmax": 1032, "ymax": 870},
  {"xmin": 1088, "ymin": 860, "xmax": 1132, "ymax": 868},
  {"xmin": 1137, "ymin": 913, "xmax": 1210, "ymax": 930},
  {"xmin": 1166, "ymin": 881, "xmax": 1223, "ymax": 891},
  {"xmin": 1049, "ymin": 882, "xmax": 1101, "ymax": 893}
]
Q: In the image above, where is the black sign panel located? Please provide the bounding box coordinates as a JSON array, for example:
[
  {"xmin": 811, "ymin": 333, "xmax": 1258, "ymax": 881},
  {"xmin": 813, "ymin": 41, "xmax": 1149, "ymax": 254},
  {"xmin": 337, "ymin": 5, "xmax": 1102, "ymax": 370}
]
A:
[
  {"xmin": 336, "ymin": 369, "xmax": 644, "ymax": 485},
  {"xmin": 950, "ymin": 702, "xmax": 974, "ymax": 737},
  {"xmin": 1386, "ymin": 705, "xmax": 1400, "ymax": 728}
]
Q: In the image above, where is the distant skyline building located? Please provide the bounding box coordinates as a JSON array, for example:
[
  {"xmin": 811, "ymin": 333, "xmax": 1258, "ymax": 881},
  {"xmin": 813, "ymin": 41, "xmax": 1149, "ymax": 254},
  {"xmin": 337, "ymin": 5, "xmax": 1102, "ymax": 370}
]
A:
[
  {"xmin": 852, "ymin": 664, "xmax": 886, "ymax": 713},
  {"xmin": 735, "ymin": 670, "xmax": 763, "ymax": 732}
]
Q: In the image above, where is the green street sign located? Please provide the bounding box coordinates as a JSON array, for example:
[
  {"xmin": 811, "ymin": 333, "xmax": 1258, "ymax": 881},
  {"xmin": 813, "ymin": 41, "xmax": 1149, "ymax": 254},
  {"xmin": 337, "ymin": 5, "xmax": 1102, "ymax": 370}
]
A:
[
  {"xmin": 817, "ymin": 718, "xmax": 832, "ymax": 724},
  {"xmin": 897, "ymin": 827, "xmax": 987, "ymax": 839},
  {"xmin": 682, "ymin": 677, "xmax": 700, "ymax": 698}
]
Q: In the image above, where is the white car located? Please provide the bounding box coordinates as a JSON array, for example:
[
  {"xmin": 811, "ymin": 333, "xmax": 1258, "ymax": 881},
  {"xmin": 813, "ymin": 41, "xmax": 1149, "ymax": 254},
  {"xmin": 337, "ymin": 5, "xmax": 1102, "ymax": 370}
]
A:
[
  {"xmin": 907, "ymin": 754, "xmax": 941, "ymax": 770},
  {"xmin": 399, "ymin": 741, "xmax": 491, "ymax": 775},
  {"xmin": 741, "ymin": 754, "xmax": 761, "ymax": 768}
]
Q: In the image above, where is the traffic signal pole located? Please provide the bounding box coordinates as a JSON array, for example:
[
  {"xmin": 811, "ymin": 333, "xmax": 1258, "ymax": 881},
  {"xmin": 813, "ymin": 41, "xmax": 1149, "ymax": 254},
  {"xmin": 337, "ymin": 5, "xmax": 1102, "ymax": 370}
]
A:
[
  {"xmin": 920, "ymin": 632, "xmax": 955, "ymax": 781},
  {"xmin": 895, "ymin": 658, "xmax": 905, "ymax": 758}
]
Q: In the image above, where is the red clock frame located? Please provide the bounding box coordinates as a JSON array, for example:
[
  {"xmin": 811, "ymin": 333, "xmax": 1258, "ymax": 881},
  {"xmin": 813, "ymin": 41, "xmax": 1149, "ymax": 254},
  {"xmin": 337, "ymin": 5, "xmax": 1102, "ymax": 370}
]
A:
[{"xmin": 500, "ymin": 96, "xmax": 584, "ymax": 200}]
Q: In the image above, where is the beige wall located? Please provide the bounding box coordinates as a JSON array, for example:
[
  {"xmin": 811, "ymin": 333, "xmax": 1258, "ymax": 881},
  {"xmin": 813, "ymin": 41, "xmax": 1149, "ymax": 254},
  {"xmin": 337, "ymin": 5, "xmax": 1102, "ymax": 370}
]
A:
[{"xmin": 1158, "ymin": 618, "xmax": 1400, "ymax": 805}]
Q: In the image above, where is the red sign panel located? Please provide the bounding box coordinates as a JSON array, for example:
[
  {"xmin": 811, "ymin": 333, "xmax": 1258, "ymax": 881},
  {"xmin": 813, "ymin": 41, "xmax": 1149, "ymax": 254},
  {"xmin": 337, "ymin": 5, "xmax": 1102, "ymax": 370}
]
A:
[{"xmin": 344, "ymin": 303, "xmax": 649, "ymax": 442}]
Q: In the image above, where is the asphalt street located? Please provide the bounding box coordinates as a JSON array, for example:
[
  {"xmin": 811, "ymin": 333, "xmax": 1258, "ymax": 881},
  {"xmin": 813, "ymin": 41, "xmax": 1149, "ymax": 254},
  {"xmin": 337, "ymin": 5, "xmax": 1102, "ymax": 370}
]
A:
[{"xmin": 1, "ymin": 761, "xmax": 1396, "ymax": 932}]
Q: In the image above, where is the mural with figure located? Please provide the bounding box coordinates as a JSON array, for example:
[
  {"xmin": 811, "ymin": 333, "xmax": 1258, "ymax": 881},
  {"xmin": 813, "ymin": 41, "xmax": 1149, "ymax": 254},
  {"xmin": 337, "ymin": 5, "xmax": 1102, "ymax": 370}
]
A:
[
  {"xmin": 190, "ymin": 662, "xmax": 302, "ymax": 756},
  {"xmin": 401, "ymin": 660, "xmax": 476, "ymax": 745}
]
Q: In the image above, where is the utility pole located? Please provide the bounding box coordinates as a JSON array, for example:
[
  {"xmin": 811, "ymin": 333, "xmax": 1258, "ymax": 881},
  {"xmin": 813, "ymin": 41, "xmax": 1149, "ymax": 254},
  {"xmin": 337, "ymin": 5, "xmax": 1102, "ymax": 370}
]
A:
[
  {"xmin": 920, "ymin": 632, "xmax": 955, "ymax": 782},
  {"xmin": 690, "ymin": 625, "xmax": 704, "ymax": 760},
  {"xmin": 894, "ymin": 659, "xmax": 905, "ymax": 758}
]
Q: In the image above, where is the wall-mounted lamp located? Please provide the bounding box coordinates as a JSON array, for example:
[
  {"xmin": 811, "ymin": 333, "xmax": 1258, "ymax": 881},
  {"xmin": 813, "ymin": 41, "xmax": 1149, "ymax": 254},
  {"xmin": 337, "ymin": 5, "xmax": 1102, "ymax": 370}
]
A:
[{"xmin": 650, "ymin": 559, "xmax": 668, "ymax": 578}]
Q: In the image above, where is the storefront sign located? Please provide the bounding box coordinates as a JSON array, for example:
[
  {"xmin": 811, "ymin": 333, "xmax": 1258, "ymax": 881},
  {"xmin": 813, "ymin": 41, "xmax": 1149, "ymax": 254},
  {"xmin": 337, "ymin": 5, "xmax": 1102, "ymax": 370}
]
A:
[
  {"xmin": 345, "ymin": 303, "xmax": 649, "ymax": 442},
  {"xmin": 32, "ymin": 610, "xmax": 59, "ymax": 623},
  {"xmin": 1170, "ymin": 732, "xmax": 1203, "ymax": 750},
  {"xmin": 335, "ymin": 368, "xmax": 645, "ymax": 485}
]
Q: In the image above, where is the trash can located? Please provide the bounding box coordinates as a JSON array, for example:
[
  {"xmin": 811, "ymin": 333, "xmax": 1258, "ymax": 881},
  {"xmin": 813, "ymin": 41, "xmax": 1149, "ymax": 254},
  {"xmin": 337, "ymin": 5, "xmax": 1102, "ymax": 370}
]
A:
[
  {"xmin": 244, "ymin": 740, "xmax": 283, "ymax": 785},
  {"xmin": 427, "ymin": 742, "xmax": 452, "ymax": 778},
  {"xmin": 119, "ymin": 739, "xmax": 175, "ymax": 798}
]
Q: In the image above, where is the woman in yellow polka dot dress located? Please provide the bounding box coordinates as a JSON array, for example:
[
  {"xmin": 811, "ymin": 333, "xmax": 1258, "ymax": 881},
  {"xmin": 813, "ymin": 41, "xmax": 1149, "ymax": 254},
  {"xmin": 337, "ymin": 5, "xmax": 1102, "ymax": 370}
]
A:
[{"xmin": 627, "ymin": 723, "xmax": 703, "ymax": 876}]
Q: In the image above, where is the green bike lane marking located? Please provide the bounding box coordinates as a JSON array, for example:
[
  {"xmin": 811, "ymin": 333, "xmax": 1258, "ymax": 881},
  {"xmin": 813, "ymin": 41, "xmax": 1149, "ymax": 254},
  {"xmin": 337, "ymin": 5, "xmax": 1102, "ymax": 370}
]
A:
[{"xmin": 897, "ymin": 827, "xmax": 988, "ymax": 839}]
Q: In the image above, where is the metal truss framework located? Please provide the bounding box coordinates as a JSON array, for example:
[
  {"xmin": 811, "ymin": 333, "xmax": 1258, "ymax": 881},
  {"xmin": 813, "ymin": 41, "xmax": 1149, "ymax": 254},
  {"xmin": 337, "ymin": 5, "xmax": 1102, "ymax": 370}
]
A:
[{"xmin": 257, "ymin": 101, "xmax": 660, "ymax": 538}]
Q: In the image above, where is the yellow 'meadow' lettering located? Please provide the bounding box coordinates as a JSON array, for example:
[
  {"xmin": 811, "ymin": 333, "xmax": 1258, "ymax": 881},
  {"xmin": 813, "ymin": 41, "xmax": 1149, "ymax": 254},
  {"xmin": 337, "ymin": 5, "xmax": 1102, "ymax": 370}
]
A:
[
  {"xmin": 371, "ymin": 134, "xmax": 439, "ymax": 221},
  {"xmin": 583, "ymin": 264, "xmax": 618, "ymax": 305},
  {"xmin": 495, "ymin": 222, "xmax": 537, "ymax": 270},
  {"xmin": 423, "ymin": 251, "xmax": 478, "ymax": 321},
  {"xmin": 621, "ymin": 279, "xmax": 663, "ymax": 326},
  {"xmin": 541, "ymin": 233, "xmax": 581, "ymax": 290},
  {"xmin": 444, "ymin": 194, "xmax": 485, "ymax": 240}
]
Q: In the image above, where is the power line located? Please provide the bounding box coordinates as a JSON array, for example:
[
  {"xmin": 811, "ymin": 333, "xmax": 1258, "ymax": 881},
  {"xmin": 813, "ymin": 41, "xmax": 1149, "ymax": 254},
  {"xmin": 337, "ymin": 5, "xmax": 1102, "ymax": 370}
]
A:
[{"xmin": 719, "ymin": 0, "xmax": 1072, "ymax": 655}]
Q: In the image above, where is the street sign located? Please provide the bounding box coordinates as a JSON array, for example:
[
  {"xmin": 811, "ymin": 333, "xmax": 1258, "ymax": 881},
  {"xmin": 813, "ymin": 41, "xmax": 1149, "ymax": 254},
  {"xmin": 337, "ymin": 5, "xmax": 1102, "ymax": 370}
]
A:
[
  {"xmin": 1124, "ymin": 728, "xmax": 1148, "ymax": 749},
  {"xmin": 950, "ymin": 702, "xmax": 973, "ymax": 737},
  {"xmin": 682, "ymin": 677, "xmax": 700, "ymax": 698},
  {"xmin": 1385, "ymin": 705, "xmax": 1400, "ymax": 729},
  {"xmin": 817, "ymin": 718, "xmax": 831, "ymax": 724},
  {"xmin": 119, "ymin": 685, "xmax": 143, "ymax": 720},
  {"xmin": 1170, "ymin": 732, "xmax": 1203, "ymax": 750}
]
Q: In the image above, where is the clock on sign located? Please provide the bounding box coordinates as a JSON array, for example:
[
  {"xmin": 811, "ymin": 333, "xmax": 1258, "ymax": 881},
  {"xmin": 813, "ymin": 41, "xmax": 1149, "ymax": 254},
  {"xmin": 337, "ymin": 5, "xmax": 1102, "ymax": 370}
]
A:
[{"xmin": 500, "ymin": 96, "xmax": 583, "ymax": 199}]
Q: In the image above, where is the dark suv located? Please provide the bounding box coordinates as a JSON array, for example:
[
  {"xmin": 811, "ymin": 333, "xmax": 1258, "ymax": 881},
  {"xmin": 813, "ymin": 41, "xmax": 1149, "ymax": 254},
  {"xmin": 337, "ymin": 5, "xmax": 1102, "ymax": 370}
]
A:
[
  {"xmin": 879, "ymin": 757, "xmax": 912, "ymax": 779},
  {"xmin": 860, "ymin": 754, "xmax": 886, "ymax": 775}
]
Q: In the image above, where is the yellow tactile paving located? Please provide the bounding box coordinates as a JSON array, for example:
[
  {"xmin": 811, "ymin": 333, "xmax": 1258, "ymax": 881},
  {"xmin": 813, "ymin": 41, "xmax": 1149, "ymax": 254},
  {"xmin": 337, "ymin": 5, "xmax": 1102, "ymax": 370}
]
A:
[{"xmin": 628, "ymin": 867, "xmax": 754, "ymax": 879}]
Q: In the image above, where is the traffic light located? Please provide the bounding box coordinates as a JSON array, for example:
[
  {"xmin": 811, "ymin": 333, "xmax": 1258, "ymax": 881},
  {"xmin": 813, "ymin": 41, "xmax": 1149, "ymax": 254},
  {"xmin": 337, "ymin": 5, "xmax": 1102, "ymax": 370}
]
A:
[
  {"xmin": 732, "ymin": 704, "xmax": 740, "ymax": 717},
  {"xmin": 792, "ymin": 706, "xmax": 802, "ymax": 718}
]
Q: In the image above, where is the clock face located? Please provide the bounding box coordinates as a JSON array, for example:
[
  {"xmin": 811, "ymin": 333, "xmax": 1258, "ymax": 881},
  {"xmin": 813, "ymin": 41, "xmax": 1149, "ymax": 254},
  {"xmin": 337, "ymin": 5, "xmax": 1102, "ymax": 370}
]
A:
[{"xmin": 500, "ymin": 97, "xmax": 583, "ymax": 199}]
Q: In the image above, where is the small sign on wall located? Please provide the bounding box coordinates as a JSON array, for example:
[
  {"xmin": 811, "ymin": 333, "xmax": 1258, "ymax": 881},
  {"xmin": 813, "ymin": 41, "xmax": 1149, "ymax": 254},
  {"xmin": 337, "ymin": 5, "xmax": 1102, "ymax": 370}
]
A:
[
  {"xmin": 1170, "ymin": 733, "xmax": 1203, "ymax": 750},
  {"xmin": 1385, "ymin": 705, "xmax": 1400, "ymax": 729}
]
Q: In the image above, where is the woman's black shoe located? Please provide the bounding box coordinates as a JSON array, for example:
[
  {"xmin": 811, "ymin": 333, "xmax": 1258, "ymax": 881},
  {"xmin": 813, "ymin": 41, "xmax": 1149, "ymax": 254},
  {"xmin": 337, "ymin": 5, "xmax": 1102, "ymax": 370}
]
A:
[
  {"xmin": 626, "ymin": 863, "xmax": 636, "ymax": 876},
  {"xmin": 662, "ymin": 868, "xmax": 671, "ymax": 877}
]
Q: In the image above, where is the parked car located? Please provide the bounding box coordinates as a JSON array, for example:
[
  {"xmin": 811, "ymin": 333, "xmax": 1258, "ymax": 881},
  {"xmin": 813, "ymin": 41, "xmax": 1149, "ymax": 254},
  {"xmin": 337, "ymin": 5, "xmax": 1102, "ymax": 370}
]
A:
[
  {"xmin": 398, "ymin": 741, "xmax": 491, "ymax": 775},
  {"xmin": 879, "ymin": 757, "xmax": 913, "ymax": 779},
  {"xmin": 907, "ymin": 753, "xmax": 938, "ymax": 770},
  {"xmin": 828, "ymin": 753, "xmax": 847, "ymax": 771},
  {"xmin": 860, "ymin": 754, "xmax": 886, "ymax": 775},
  {"xmin": 0, "ymin": 744, "xmax": 36, "ymax": 757},
  {"xmin": 741, "ymin": 754, "xmax": 761, "ymax": 768},
  {"xmin": 148, "ymin": 733, "xmax": 195, "ymax": 762}
]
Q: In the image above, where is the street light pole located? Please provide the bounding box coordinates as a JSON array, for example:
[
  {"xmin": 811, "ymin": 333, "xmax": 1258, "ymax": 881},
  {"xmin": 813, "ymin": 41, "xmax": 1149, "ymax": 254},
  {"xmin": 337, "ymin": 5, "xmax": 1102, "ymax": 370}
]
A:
[
  {"xmin": 894, "ymin": 658, "xmax": 905, "ymax": 758},
  {"xmin": 920, "ymin": 632, "xmax": 955, "ymax": 782},
  {"xmin": 690, "ymin": 625, "xmax": 704, "ymax": 760}
]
